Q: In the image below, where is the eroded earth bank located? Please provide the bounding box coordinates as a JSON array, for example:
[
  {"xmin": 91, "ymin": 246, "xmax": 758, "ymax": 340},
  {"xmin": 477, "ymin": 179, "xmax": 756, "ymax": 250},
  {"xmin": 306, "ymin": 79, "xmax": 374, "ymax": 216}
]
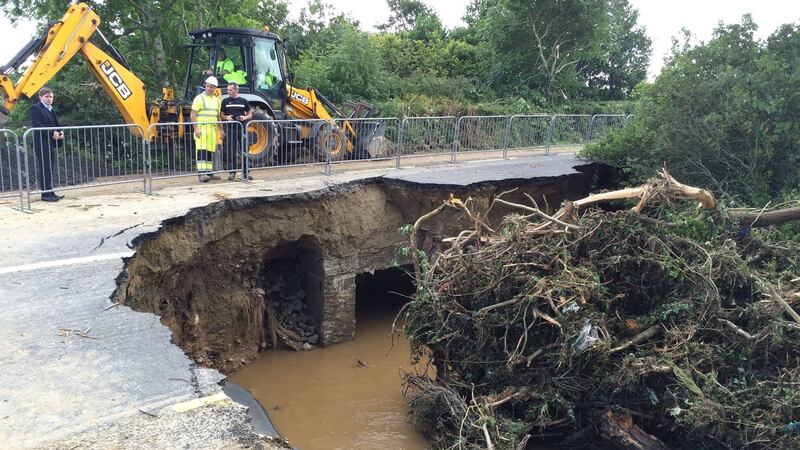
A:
[{"xmin": 114, "ymin": 168, "xmax": 599, "ymax": 375}]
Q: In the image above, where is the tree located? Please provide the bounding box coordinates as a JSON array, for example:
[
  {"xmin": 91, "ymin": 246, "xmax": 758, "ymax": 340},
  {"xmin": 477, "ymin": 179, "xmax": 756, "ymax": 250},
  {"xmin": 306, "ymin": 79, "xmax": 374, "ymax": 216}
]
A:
[
  {"xmin": 380, "ymin": 0, "xmax": 444, "ymax": 41},
  {"xmin": 471, "ymin": 0, "xmax": 608, "ymax": 100},
  {"xmin": 580, "ymin": 0, "xmax": 651, "ymax": 99},
  {"xmin": 280, "ymin": 0, "xmax": 360, "ymax": 60},
  {"xmin": 584, "ymin": 17, "xmax": 800, "ymax": 204},
  {"xmin": 293, "ymin": 24, "xmax": 387, "ymax": 103}
]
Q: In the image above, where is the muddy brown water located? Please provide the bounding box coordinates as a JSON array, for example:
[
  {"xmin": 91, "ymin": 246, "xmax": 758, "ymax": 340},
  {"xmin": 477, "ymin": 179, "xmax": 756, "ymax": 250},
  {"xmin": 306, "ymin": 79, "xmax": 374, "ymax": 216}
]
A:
[{"xmin": 230, "ymin": 294, "xmax": 428, "ymax": 450}]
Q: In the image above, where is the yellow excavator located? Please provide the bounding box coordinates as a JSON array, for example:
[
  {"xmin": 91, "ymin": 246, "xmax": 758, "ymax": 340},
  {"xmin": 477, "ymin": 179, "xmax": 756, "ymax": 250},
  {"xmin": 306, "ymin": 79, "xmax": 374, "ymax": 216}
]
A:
[{"xmin": 0, "ymin": 2, "xmax": 384, "ymax": 162}]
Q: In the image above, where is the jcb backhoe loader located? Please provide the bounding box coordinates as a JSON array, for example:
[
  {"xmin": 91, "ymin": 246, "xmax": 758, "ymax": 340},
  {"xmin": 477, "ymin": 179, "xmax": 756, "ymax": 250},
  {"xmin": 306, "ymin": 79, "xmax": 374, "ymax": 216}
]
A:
[{"xmin": 0, "ymin": 2, "xmax": 385, "ymax": 163}]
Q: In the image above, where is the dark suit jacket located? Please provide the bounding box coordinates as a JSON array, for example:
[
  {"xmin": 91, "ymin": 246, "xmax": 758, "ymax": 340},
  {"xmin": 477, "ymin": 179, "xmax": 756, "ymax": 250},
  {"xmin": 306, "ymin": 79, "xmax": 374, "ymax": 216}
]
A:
[{"xmin": 30, "ymin": 101, "xmax": 61, "ymax": 152}]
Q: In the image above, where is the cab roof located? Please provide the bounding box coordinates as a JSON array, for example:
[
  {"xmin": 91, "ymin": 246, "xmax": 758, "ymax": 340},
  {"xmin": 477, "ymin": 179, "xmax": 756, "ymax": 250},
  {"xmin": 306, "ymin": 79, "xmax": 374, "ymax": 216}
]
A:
[{"xmin": 189, "ymin": 27, "xmax": 282, "ymax": 42}]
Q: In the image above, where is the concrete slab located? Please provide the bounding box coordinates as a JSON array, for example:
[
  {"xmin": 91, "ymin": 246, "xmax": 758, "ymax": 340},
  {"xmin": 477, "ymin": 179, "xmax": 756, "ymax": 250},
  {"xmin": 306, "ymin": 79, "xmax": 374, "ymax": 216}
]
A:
[
  {"xmin": 384, "ymin": 153, "xmax": 587, "ymax": 187},
  {"xmin": 0, "ymin": 153, "xmax": 587, "ymax": 448}
]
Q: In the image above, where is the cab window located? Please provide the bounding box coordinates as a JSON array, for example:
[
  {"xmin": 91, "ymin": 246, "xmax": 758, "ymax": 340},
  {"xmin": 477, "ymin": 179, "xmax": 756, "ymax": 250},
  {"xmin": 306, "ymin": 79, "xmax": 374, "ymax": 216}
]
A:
[
  {"xmin": 254, "ymin": 39, "xmax": 283, "ymax": 93},
  {"xmin": 215, "ymin": 39, "xmax": 249, "ymax": 87}
]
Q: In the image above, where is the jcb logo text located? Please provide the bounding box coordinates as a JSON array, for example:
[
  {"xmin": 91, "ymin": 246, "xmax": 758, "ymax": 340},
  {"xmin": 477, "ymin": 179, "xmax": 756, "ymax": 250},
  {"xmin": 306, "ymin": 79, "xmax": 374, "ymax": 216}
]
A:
[
  {"xmin": 290, "ymin": 91, "xmax": 310, "ymax": 105},
  {"xmin": 100, "ymin": 61, "xmax": 132, "ymax": 100}
]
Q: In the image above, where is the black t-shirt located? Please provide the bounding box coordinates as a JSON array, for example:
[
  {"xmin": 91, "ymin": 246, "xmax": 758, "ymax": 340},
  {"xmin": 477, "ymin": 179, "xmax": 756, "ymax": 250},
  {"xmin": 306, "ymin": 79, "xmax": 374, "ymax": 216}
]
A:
[{"xmin": 221, "ymin": 97, "xmax": 250, "ymax": 122}]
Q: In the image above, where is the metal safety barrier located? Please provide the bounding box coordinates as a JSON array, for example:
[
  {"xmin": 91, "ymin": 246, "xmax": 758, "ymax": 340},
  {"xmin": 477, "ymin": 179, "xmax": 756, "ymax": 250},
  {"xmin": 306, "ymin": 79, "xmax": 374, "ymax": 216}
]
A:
[
  {"xmin": 588, "ymin": 114, "xmax": 628, "ymax": 141},
  {"xmin": 453, "ymin": 116, "xmax": 510, "ymax": 162},
  {"xmin": 22, "ymin": 124, "xmax": 145, "ymax": 207},
  {"xmin": 147, "ymin": 120, "xmax": 245, "ymax": 188},
  {"xmin": 245, "ymin": 118, "xmax": 331, "ymax": 174},
  {"xmin": 398, "ymin": 116, "xmax": 457, "ymax": 167},
  {"xmin": 0, "ymin": 129, "xmax": 25, "ymax": 210},
  {"xmin": 504, "ymin": 115, "xmax": 552, "ymax": 158},
  {"xmin": 545, "ymin": 114, "xmax": 592, "ymax": 154},
  {"xmin": 1, "ymin": 113, "xmax": 635, "ymax": 212},
  {"xmin": 331, "ymin": 117, "xmax": 401, "ymax": 165}
]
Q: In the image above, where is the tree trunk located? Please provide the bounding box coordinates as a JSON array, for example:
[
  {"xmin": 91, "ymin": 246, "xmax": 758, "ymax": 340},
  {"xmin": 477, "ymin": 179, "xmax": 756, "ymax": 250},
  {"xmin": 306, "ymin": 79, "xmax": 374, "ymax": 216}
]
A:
[
  {"xmin": 134, "ymin": 0, "xmax": 172, "ymax": 89},
  {"xmin": 733, "ymin": 207, "xmax": 800, "ymax": 228}
]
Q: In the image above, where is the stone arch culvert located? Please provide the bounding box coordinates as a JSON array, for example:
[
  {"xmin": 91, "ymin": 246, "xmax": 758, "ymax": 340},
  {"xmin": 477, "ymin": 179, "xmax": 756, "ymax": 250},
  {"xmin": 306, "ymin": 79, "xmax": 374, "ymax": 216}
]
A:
[{"xmin": 113, "ymin": 166, "xmax": 599, "ymax": 374}]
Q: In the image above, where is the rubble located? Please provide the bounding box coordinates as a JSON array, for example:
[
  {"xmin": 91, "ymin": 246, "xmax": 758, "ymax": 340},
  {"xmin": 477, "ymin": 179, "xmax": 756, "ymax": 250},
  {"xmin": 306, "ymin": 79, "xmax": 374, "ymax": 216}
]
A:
[{"xmin": 264, "ymin": 262, "xmax": 318, "ymax": 349}]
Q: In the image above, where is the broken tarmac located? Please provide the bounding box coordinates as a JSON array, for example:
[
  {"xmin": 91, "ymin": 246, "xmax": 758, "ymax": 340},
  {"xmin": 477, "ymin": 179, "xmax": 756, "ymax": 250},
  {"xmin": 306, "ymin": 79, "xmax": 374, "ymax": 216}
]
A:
[{"xmin": 0, "ymin": 153, "xmax": 591, "ymax": 449}]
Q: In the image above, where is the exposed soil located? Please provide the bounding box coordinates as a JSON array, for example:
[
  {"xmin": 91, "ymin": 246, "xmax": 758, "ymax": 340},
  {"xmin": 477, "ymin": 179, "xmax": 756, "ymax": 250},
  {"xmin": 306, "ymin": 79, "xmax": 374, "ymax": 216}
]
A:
[{"xmin": 114, "ymin": 170, "xmax": 598, "ymax": 373}]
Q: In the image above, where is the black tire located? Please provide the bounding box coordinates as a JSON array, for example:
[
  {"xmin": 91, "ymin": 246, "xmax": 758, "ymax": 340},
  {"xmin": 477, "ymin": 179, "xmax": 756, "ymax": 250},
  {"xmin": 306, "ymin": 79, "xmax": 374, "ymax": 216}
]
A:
[
  {"xmin": 246, "ymin": 112, "xmax": 278, "ymax": 163},
  {"xmin": 311, "ymin": 122, "xmax": 348, "ymax": 162}
]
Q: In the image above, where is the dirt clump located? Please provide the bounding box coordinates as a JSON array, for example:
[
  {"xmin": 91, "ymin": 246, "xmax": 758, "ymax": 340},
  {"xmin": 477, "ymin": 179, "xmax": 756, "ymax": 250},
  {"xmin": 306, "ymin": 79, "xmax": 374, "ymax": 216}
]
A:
[{"xmin": 401, "ymin": 172, "xmax": 800, "ymax": 449}]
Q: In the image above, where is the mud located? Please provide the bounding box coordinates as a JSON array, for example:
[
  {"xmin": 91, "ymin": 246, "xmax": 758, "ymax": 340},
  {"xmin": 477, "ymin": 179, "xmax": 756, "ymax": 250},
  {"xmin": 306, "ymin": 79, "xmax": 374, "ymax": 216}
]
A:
[{"xmin": 114, "ymin": 171, "xmax": 597, "ymax": 374}]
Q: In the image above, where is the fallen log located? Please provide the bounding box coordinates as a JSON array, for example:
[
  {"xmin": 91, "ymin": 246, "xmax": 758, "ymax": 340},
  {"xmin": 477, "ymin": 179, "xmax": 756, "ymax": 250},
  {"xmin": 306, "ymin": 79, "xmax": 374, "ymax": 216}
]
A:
[
  {"xmin": 568, "ymin": 169, "xmax": 800, "ymax": 228},
  {"xmin": 572, "ymin": 169, "xmax": 716, "ymax": 213},
  {"xmin": 609, "ymin": 324, "xmax": 663, "ymax": 354},
  {"xmin": 599, "ymin": 409, "xmax": 670, "ymax": 450},
  {"xmin": 732, "ymin": 207, "xmax": 800, "ymax": 228}
]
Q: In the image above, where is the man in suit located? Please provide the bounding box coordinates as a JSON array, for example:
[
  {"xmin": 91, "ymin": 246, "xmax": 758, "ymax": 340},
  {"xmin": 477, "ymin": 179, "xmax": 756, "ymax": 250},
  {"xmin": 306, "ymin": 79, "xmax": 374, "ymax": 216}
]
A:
[{"xmin": 30, "ymin": 86, "xmax": 64, "ymax": 202}]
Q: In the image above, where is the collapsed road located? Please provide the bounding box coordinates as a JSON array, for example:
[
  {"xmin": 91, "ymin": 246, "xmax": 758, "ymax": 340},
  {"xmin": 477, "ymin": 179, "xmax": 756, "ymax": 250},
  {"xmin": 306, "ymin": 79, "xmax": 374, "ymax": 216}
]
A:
[{"xmin": 0, "ymin": 153, "xmax": 601, "ymax": 448}]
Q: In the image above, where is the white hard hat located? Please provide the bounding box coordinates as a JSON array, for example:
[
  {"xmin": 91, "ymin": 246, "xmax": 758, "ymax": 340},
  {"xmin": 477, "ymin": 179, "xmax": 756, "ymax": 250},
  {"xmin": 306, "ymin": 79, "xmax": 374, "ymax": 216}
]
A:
[{"xmin": 205, "ymin": 76, "xmax": 218, "ymax": 87}]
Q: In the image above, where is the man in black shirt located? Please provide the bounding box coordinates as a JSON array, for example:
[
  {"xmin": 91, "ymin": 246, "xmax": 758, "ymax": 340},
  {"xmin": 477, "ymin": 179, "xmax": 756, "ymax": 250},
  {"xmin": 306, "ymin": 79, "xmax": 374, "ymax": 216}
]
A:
[{"xmin": 221, "ymin": 82, "xmax": 252, "ymax": 180}]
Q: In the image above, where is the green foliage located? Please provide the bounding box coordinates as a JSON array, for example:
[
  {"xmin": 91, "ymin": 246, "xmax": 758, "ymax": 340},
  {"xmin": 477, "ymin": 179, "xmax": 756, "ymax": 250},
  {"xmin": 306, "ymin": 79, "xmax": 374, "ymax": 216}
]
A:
[
  {"xmin": 579, "ymin": 0, "xmax": 652, "ymax": 100},
  {"xmin": 293, "ymin": 24, "xmax": 388, "ymax": 103},
  {"xmin": 584, "ymin": 18, "xmax": 800, "ymax": 204},
  {"xmin": 467, "ymin": 0, "xmax": 649, "ymax": 102},
  {"xmin": 2, "ymin": 0, "xmax": 651, "ymax": 124},
  {"xmin": 379, "ymin": 0, "xmax": 444, "ymax": 42}
]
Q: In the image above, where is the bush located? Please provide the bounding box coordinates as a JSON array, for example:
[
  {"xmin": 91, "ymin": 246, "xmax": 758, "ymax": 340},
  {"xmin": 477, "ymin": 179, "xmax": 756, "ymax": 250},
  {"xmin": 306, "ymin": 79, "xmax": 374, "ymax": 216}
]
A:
[{"xmin": 583, "ymin": 19, "xmax": 800, "ymax": 205}]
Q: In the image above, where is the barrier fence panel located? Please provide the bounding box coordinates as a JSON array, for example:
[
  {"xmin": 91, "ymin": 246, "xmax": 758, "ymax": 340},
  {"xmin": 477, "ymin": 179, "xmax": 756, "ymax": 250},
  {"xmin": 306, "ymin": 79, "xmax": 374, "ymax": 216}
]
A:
[
  {"xmin": 22, "ymin": 124, "xmax": 145, "ymax": 204},
  {"xmin": 588, "ymin": 114, "xmax": 627, "ymax": 141},
  {"xmin": 453, "ymin": 116, "xmax": 510, "ymax": 162},
  {"xmin": 546, "ymin": 114, "xmax": 592, "ymax": 154},
  {"xmin": 147, "ymin": 120, "xmax": 244, "ymax": 184},
  {"xmin": 398, "ymin": 116, "xmax": 457, "ymax": 167},
  {"xmin": 505, "ymin": 115, "xmax": 552, "ymax": 158},
  {"xmin": 244, "ymin": 118, "xmax": 332, "ymax": 174},
  {"xmin": 331, "ymin": 117, "xmax": 401, "ymax": 166},
  {"xmin": 0, "ymin": 129, "xmax": 24, "ymax": 210}
]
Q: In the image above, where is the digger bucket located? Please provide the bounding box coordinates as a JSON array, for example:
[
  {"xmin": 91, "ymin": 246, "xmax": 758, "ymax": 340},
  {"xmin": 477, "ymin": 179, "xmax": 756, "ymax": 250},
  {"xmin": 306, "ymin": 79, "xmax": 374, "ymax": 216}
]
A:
[{"xmin": 348, "ymin": 120, "xmax": 388, "ymax": 159}]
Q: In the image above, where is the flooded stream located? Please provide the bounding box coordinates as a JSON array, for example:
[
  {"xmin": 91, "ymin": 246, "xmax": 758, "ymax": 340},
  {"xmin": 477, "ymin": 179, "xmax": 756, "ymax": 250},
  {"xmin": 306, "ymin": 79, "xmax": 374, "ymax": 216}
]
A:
[{"xmin": 230, "ymin": 269, "xmax": 427, "ymax": 450}]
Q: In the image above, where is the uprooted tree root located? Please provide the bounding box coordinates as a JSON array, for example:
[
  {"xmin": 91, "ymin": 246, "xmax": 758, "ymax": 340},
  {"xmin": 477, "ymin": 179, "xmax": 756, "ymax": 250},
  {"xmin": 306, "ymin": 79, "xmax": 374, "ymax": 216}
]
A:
[{"xmin": 401, "ymin": 170, "xmax": 800, "ymax": 449}]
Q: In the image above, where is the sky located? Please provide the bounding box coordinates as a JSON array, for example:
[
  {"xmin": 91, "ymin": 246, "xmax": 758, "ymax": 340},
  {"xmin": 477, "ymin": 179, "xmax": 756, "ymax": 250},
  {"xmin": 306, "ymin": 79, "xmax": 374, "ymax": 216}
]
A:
[{"xmin": 1, "ymin": 0, "xmax": 799, "ymax": 79}]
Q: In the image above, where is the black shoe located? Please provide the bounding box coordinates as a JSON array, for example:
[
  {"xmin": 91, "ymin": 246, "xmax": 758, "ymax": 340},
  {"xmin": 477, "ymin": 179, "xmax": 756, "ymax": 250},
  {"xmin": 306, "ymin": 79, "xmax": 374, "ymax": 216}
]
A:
[
  {"xmin": 243, "ymin": 174, "xmax": 253, "ymax": 180},
  {"xmin": 41, "ymin": 193, "xmax": 61, "ymax": 202}
]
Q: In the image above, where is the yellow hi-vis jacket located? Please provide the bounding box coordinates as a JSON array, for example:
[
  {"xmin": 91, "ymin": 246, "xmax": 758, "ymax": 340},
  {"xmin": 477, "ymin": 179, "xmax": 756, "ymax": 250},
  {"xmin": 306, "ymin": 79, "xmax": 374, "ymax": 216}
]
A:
[{"xmin": 191, "ymin": 93, "xmax": 221, "ymax": 172}]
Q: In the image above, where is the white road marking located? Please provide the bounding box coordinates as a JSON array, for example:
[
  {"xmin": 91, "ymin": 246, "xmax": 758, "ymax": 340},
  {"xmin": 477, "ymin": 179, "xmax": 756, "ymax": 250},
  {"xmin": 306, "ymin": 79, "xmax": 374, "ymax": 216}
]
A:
[{"xmin": 0, "ymin": 251, "xmax": 135, "ymax": 274}]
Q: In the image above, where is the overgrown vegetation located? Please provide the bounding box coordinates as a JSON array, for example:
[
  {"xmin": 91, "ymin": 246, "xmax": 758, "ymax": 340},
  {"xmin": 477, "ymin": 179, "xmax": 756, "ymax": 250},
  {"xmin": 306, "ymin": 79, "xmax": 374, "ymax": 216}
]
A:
[
  {"xmin": 2, "ymin": 0, "xmax": 649, "ymax": 123},
  {"xmin": 401, "ymin": 174, "xmax": 800, "ymax": 449},
  {"xmin": 583, "ymin": 17, "xmax": 800, "ymax": 206}
]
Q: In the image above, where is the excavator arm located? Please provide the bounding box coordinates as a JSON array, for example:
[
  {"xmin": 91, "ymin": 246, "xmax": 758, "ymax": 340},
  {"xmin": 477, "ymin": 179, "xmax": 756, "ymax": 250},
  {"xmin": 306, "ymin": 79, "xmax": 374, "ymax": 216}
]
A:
[{"xmin": 0, "ymin": 3, "xmax": 149, "ymax": 135}]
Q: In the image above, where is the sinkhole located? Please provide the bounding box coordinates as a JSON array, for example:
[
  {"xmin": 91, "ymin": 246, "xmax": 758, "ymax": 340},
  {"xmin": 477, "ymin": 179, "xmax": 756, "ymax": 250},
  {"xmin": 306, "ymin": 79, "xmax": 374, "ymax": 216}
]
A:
[{"xmin": 111, "ymin": 172, "xmax": 599, "ymax": 448}]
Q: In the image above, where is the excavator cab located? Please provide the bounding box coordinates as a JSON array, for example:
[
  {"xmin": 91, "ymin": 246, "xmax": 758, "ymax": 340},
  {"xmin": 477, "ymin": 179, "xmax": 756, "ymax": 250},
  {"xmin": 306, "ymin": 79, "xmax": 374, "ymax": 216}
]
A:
[
  {"xmin": 181, "ymin": 28, "xmax": 288, "ymax": 119},
  {"xmin": 179, "ymin": 28, "xmax": 296, "ymax": 160}
]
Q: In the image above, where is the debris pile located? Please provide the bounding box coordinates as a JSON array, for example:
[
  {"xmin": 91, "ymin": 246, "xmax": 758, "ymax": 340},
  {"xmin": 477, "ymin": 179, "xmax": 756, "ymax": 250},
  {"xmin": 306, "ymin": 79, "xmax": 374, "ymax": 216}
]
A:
[
  {"xmin": 263, "ymin": 261, "xmax": 318, "ymax": 350},
  {"xmin": 401, "ymin": 171, "xmax": 800, "ymax": 449}
]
